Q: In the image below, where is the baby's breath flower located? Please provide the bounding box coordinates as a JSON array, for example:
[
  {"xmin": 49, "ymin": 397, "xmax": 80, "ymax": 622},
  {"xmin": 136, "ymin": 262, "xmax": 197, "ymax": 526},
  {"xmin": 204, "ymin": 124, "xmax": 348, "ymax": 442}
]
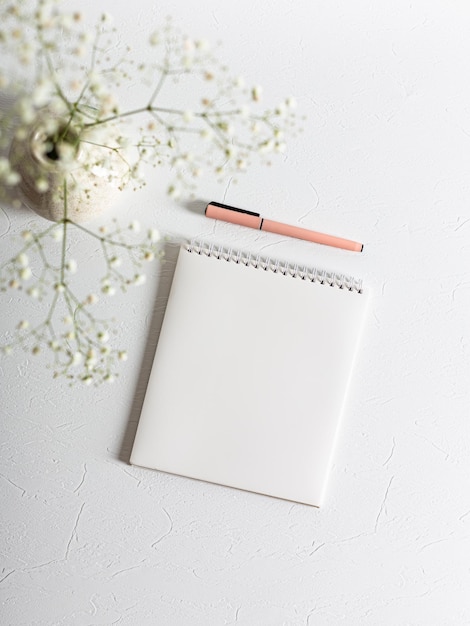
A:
[
  {"xmin": 259, "ymin": 139, "xmax": 274, "ymax": 153},
  {"xmin": 97, "ymin": 330, "xmax": 110, "ymax": 343},
  {"xmin": 144, "ymin": 251, "xmax": 155, "ymax": 262},
  {"xmin": 168, "ymin": 185, "xmax": 180, "ymax": 199},
  {"xmin": 72, "ymin": 352, "xmax": 82, "ymax": 365},
  {"xmin": 19, "ymin": 267, "xmax": 32, "ymax": 280},
  {"xmin": 101, "ymin": 284, "xmax": 116, "ymax": 296},
  {"xmin": 148, "ymin": 228, "xmax": 160, "ymax": 242},
  {"xmin": 129, "ymin": 220, "xmax": 140, "ymax": 233},
  {"xmin": 85, "ymin": 350, "xmax": 97, "ymax": 368},
  {"xmin": 78, "ymin": 31, "xmax": 91, "ymax": 43},
  {"xmin": 117, "ymin": 135, "xmax": 131, "ymax": 148},
  {"xmin": 54, "ymin": 282, "xmax": 65, "ymax": 293},
  {"xmin": 65, "ymin": 259, "xmax": 77, "ymax": 273},
  {"xmin": 63, "ymin": 315, "xmax": 73, "ymax": 325},
  {"xmin": 72, "ymin": 45, "xmax": 86, "ymax": 58},
  {"xmin": 18, "ymin": 320, "xmax": 29, "ymax": 330},
  {"xmin": 32, "ymin": 346, "xmax": 41, "ymax": 355},
  {"xmin": 134, "ymin": 274, "xmax": 146, "ymax": 286},
  {"xmin": 51, "ymin": 228, "xmax": 63, "ymax": 242},
  {"xmin": 35, "ymin": 178, "xmax": 49, "ymax": 192},
  {"xmin": 0, "ymin": 157, "xmax": 20, "ymax": 187},
  {"xmin": 3, "ymin": 170, "xmax": 20, "ymax": 186},
  {"xmin": 183, "ymin": 38, "xmax": 194, "ymax": 52},
  {"xmin": 18, "ymin": 98, "xmax": 35, "ymax": 124},
  {"xmin": 27, "ymin": 287, "xmax": 39, "ymax": 298},
  {"xmin": 82, "ymin": 375, "xmax": 93, "ymax": 385},
  {"xmin": 16, "ymin": 253, "xmax": 29, "ymax": 267},
  {"xmin": 200, "ymin": 128, "xmax": 213, "ymax": 141},
  {"xmin": 149, "ymin": 31, "xmax": 160, "ymax": 46},
  {"xmin": 32, "ymin": 79, "xmax": 54, "ymax": 107},
  {"xmin": 251, "ymin": 85, "xmax": 263, "ymax": 102},
  {"xmin": 286, "ymin": 96, "xmax": 297, "ymax": 109},
  {"xmin": 109, "ymin": 256, "xmax": 122, "ymax": 268},
  {"xmin": 101, "ymin": 12, "xmax": 113, "ymax": 24},
  {"xmin": 118, "ymin": 351, "xmax": 128, "ymax": 361},
  {"xmin": 21, "ymin": 231, "xmax": 33, "ymax": 241},
  {"xmin": 183, "ymin": 110, "xmax": 193, "ymax": 123},
  {"xmin": 104, "ymin": 373, "xmax": 115, "ymax": 383},
  {"xmin": 195, "ymin": 38, "xmax": 210, "ymax": 51},
  {"xmin": 9, "ymin": 279, "xmax": 20, "ymax": 289},
  {"xmin": 56, "ymin": 141, "xmax": 76, "ymax": 164},
  {"xmin": 85, "ymin": 293, "xmax": 98, "ymax": 305}
]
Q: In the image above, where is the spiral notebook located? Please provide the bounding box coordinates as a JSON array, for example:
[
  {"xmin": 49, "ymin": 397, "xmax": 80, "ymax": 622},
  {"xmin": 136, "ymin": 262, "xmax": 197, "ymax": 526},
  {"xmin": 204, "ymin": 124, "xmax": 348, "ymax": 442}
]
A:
[{"xmin": 130, "ymin": 241, "xmax": 369, "ymax": 507}]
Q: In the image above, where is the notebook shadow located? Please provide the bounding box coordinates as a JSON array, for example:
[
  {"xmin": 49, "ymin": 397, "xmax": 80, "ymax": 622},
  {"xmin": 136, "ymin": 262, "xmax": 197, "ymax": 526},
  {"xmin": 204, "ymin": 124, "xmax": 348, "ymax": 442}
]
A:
[{"xmin": 117, "ymin": 240, "xmax": 181, "ymax": 464}]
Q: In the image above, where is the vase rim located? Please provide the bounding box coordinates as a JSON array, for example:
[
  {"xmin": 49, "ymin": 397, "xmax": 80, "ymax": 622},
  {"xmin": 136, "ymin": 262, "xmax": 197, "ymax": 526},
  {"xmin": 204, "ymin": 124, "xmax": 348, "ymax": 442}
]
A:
[{"xmin": 28, "ymin": 117, "xmax": 83, "ymax": 171}]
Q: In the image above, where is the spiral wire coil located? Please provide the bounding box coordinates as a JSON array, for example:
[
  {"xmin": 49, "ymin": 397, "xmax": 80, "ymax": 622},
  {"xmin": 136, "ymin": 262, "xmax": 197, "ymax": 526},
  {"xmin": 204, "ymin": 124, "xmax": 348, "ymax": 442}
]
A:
[{"xmin": 186, "ymin": 240, "xmax": 363, "ymax": 294}]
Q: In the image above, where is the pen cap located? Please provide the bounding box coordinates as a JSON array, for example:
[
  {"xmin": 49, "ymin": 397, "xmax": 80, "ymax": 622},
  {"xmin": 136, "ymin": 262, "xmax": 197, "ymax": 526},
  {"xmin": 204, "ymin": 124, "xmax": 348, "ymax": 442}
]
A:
[{"xmin": 205, "ymin": 202, "xmax": 262, "ymax": 229}]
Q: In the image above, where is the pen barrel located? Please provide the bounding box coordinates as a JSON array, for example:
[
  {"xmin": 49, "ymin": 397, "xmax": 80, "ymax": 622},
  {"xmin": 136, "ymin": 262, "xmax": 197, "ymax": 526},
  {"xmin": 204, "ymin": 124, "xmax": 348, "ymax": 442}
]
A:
[{"xmin": 261, "ymin": 219, "xmax": 363, "ymax": 252}]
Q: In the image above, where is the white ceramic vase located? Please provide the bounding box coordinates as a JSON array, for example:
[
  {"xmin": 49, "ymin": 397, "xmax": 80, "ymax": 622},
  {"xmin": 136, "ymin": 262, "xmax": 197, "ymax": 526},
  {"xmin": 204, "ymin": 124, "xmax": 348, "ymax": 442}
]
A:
[{"xmin": 9, "ymin": 111, "xmax": 127, "ymax": 223}]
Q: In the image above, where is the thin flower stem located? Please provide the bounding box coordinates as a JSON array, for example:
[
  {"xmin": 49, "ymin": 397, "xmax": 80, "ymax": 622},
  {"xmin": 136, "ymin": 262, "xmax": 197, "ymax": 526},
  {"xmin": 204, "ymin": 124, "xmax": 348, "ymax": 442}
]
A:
[
  {"xmin": 66, "ymin": 291, "xmax": 97, "ymax": 325},
  {"xmin": 68, "ymin": 220, "xmax": 145, "ymax": 251},
  {"xmin": 45, "ymin": 291, "xmax": 60, "ymax": 325},
  {"xmin": 84, "ymin": 107, "xmax": 150, "ymax": 128},
  {"xmin": 201, "ymin": 116, "xmax": 227, "ymax": 150},
  {"xmin": 166, "ymin": 126, "xmax": 202, "ymax": 135},
  {"xmin": 0, "ymin": 223, "xmax": 57, "ymax": 271},
  {"xmin": 34, "ymin": 235, "xmax": 56, "ymax": 271},
  {"xmin": 148, "ymin": 69, "xmax": 168, "ymax": 106},
  {"xmin": 63, "ymin": 289, "xmax": 82, "ymax": 352},
  {"xmin": 60, "ymin": 183, "xmax": 68, "ymax": 285},
  {"xmin": 58, "ymin": 25, "xmax": 104, "ymax": 143},
  {"xmin": 8, "ymin": 290, "xmax": 60, "ymax": 350}
]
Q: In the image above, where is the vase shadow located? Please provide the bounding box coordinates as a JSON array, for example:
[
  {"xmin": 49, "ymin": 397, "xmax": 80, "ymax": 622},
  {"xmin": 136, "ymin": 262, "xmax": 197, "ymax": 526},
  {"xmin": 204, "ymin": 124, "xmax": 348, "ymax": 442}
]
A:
[
  {"xmin": 117, "ymin": 239, "xmax": 182, "ymax": 464},
  {"xmin": 0, "ymin": 89, "xmax": 29, "ymax": 211}
]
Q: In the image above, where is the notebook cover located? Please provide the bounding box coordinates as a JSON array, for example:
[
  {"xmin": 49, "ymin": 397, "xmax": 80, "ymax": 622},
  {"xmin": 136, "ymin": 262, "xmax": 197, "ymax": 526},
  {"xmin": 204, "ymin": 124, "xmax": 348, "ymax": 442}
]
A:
[{"xmin": 130, "ymin": 243, "xmax": 368, "ymax": 506}]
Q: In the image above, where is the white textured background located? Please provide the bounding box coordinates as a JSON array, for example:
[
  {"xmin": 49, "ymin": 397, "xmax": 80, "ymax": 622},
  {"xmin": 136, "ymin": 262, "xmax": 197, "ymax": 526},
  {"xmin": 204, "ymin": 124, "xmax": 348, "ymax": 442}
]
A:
[{"xmin": 2, "ymin": 1, "xmax": 470, "ymax": 624}]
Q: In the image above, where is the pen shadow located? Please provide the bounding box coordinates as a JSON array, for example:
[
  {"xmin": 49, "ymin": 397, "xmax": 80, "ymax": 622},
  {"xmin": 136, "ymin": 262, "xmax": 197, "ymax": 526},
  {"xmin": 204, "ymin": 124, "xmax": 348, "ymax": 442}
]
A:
[
  {"xmin": 117, "ymin": 240, "xmax": 181, "ymax": 464},
  {"xmin": 182, "ymin": 198, "xmax": 209, "ymax": 217}
]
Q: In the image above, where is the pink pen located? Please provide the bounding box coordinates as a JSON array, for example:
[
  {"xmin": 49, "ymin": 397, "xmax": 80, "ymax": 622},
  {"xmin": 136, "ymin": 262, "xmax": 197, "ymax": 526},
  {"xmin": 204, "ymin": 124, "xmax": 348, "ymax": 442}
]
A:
[{"xmin": 205, "ymin": 201, "xmax": 363, "ymax": 252}]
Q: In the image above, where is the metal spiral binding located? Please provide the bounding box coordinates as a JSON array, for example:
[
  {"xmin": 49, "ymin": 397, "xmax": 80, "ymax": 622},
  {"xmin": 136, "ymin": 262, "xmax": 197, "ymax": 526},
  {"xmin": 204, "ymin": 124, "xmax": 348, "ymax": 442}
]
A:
[{"xmin": 186, "ymin": 240, "xmax": 363, "ymax": 294}]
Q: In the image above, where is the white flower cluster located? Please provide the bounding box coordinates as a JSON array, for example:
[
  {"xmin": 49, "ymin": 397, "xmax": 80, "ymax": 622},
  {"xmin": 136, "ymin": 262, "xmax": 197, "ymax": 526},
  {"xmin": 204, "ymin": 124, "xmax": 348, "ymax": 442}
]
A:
[
  {"xmin": 0, "ymin": 1, "xmax": 298, "ymax": 383},
  {"xmin": 2, "ymin": 1, "xmax": 299, "ymax": 200},
  {"xmin": 0, "ymin": 218, "xmax": 163, "ymax": 385}
]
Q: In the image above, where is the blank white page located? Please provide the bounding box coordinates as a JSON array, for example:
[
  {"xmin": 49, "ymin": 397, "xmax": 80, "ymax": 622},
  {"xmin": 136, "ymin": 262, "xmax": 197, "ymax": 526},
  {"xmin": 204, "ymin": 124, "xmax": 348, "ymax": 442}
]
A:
[{"xmin": 130, "ymin": 244, "xmax": 368, "ymax": 506}]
